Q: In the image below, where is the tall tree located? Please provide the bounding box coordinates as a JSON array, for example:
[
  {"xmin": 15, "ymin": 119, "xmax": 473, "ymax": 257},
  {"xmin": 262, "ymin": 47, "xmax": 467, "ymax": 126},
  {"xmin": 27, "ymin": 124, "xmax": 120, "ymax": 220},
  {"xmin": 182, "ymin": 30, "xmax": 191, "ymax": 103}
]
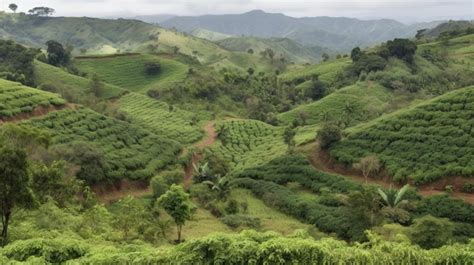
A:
[
  {"xmin": 28, "ymin": 6, "xmax": 55, "ymax": 16},
  {"xmin": 0, "ymin": 147, "xmax": 34, "ymax": 246},
  {"xmin": 158, "ymin": 185, "xmax": 194, "ymax": 243},
  {"xmin": 8, "ymin": 3, "xmax": 18, "ymax": 13},
  {"xmin": 46, "ymin": 40, "xmax": 70, "ymax": 67}
]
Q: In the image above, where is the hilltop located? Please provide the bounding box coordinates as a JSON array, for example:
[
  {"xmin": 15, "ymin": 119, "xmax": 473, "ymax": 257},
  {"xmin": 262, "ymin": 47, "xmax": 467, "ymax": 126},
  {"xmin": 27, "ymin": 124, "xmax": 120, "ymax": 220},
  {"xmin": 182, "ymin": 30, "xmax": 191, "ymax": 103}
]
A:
[{"xmin": 161, "ymin": 10, "xmax": 442, "ymax": 51}]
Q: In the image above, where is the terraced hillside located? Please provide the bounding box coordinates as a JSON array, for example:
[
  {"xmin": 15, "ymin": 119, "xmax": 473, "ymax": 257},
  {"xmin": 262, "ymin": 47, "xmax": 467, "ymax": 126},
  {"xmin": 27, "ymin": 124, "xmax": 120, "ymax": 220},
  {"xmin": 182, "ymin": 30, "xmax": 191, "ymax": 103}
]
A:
[
  {"xmin": 34, "ymin": 61, "xmax": 126, "ymax": 100},
  {"xmin": 117, "ymin": 93, "xmax": 203, "ymax": 144},
  {"xmin": 278, "ymin": 82, "xmax": 392, "ymax": 126},
  {"xmin": 75, "ymin": 54, "xmax": 189, "ymax": 93},
  {"xmin": 207, "ymin": 119, "xmax": 286, "ymax": 172},
  {"xmin": 330, "ymin": 86, "xmax": 474, "ymax": 184},
  {"xmin": 0, "ymin": 79, "xmax": 65, "ymax": 118},
  {"xmin": 23, "ymin": 107, "xmax": 181, "ymax": 181}
]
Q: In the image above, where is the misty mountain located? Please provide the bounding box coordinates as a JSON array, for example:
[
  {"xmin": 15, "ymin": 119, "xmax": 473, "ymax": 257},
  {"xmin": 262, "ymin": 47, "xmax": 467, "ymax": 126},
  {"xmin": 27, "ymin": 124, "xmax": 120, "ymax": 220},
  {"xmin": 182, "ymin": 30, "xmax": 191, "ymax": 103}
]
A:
[{"xmin": 161, "ymin": 10, "xmax": 442, "ymax": 51}]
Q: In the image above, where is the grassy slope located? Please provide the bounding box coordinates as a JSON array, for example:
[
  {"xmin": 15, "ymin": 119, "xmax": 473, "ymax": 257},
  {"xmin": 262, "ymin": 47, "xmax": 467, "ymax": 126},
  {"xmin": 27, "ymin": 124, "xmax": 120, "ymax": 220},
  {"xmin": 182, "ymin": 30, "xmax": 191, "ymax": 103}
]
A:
[
  {"xmin": 0, "ymin": 79, "xmax": 65, "ymax": 118},
  {"xmin": 330, "ymin": 86, "xmax": 474, "ymax": 183},
  {"xmin": 191, "ymin": 28, "xmax": 233, "ymax": 41},
  {"xmin": 75, "ymin": 54, "xmax": 189, "ymax": 93},
  {"xmin": 216, "ymin": 37, "xmax": 327, "ymax": 64},
  {"xmin": 418, "ymin": 34, "xmax": 474, "ymax": 64},
  {"xmin": 280, "ymin": 58, "xmax": 351, "ymax": 84},
  {"xmin": 34, "ymin": 61, "xmax": 126, "ymax": 99},
  {"xmin": 117, "ymin": 93, "xmax": 203, "ymax": 144},
  {"xmin": 277, "ymin": 82, "xmax": 392, "ymax": 125}
]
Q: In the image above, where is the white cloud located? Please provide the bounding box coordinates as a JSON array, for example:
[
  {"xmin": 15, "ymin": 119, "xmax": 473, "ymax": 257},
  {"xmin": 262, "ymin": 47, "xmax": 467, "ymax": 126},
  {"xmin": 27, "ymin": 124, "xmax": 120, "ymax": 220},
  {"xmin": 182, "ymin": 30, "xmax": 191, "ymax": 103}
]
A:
[{"xmin": 4, "ymin": 0, "xmax": 473, "ymax": 22}]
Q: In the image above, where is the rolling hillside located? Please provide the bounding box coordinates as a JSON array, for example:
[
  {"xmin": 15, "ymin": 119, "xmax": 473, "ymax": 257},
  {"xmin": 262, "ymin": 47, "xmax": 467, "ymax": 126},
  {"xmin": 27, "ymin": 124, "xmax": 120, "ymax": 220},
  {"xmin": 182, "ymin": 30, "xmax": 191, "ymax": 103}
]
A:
[
  {"xmin": 216, "ymin": 37, "xmax": 330, "ymax": 63},
  {"xmin": 162, "ymin": 10, "xmax": 441, "ymax": 51},
  {"xmin": 75, "ymin": 54, "xmax": 189, "ymax": 93},
  {"xmin": 34, "ymin": 61, "xmax": 126, "ymax": 100},
  {"xmin": 330, "ymin": 86, "xmax": 474, "ymax": 184},
  {"xmin": 24, "ymin": 107, "xmax": 181, "ymax": 181}
]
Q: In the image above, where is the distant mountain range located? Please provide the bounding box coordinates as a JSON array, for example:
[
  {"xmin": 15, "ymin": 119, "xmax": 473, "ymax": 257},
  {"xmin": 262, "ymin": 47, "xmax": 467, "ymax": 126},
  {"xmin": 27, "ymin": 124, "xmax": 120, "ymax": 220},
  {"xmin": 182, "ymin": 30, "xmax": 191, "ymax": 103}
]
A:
[{"xmin": 159, "ymin": 10, "xmax": 443, "ymax": 51}]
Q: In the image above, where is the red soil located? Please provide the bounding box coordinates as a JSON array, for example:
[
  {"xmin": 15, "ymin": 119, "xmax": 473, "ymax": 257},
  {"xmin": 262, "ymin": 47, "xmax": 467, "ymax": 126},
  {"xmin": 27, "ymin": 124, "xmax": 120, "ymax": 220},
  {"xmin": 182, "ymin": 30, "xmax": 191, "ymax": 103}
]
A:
[
  {"xmin": 307, "ymin": 145, "xmax": 474, "ymax": 204},
  {"xmin": 0, "ymin": 104, "xmax": 71, "ymax": 123}
]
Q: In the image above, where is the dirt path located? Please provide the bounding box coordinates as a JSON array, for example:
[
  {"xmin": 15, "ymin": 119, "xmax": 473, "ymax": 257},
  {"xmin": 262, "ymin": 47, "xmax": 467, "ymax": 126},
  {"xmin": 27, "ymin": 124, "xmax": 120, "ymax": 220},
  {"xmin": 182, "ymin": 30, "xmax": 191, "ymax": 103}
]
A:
[
  {"xmin": 183, "ymin": 122, "xmax": 217, "ymax": 189},
  {"xmin": 303, "ymin": 143, "xmax": 474, "ymax": 204}
]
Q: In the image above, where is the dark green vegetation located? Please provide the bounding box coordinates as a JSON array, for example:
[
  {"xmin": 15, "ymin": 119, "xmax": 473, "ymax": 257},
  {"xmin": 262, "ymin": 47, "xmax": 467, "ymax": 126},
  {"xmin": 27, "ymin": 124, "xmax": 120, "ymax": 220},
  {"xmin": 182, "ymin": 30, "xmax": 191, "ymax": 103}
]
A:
[
  {"xmin": 331, "ymin": 86, "xmax": 474, "ymax": 183},
  {"xmin": 23, "ymin": 107, "xmax": 180, "ymax": 182},
  {"xmin": 0, "ymin": 12, "xmax": 473, "ymax": 263},
  {"xmin": 0, "ymin": 39, "xmax": 38, "ymax": 86}
]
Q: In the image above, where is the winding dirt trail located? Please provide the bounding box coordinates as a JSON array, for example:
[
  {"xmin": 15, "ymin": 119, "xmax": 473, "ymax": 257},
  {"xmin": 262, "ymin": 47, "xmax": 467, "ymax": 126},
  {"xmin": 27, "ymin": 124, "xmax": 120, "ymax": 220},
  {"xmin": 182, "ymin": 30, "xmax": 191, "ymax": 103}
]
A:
[
  {"xmin": 183, "ymin": 122, "xmax": 217, "ymax": 189},
  {"xmin": 304, "ymin": 143, "xmax": 474, "ymax": 204}
]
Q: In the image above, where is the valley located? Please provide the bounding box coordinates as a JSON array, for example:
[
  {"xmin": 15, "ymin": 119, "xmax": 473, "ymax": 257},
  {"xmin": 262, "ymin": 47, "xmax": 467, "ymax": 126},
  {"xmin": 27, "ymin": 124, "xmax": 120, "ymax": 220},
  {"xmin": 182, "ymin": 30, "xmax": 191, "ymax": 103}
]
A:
[{"xmin": 0, "ymin": 8, "xmax": 473, "ymax": 264}]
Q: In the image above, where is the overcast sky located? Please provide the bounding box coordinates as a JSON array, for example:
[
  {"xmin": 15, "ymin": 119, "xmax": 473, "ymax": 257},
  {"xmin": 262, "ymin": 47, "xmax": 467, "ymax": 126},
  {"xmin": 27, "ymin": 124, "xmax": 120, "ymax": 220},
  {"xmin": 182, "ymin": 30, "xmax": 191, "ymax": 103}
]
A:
[{"xmin": 3, "ymin": 0, "xmax": 473, "ymax": 22}]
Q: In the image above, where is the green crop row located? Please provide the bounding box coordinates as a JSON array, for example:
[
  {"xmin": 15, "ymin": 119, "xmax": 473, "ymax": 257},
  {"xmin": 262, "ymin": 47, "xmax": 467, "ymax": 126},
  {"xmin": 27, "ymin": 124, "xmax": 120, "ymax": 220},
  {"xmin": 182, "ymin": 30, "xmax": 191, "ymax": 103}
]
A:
[
  {"xmin": 330, "ymin": 86, "xmax": 474, "ymax": 184},
  {"xmin": 22, "ymin": 107, "xmax": 181, "ymax": 181},
  {"xmin": 207, "ymin": 119, "xmax": 287, "ymax": 172},
  {"xmin": 118, "ymin": 93, "xmax": 203, "ymax": 144},
  {"xmin": 0, "ymin": 79, "xmax": 65, "ymax": 118}
]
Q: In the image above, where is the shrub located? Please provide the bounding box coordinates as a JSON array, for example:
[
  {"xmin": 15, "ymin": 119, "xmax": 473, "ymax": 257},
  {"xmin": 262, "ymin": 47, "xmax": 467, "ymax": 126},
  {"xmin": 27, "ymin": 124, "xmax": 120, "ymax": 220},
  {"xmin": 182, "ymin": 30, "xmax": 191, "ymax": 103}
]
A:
[
  {"xmin": 144, "ymin": 62, "xmax": 161, "ymax": 75},
  {"xmin": 317, "ymin": 124, "xmax": 342, "ymax": 149},
  {"xmin": 220, "ymin": 214, "xmax": 261, "ymax": 229}
]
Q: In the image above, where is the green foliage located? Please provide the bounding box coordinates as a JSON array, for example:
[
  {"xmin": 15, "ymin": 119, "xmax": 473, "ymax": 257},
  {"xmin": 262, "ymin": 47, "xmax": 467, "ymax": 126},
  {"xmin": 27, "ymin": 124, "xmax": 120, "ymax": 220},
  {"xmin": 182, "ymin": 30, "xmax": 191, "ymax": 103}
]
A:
[
  {"xmin": 416, "ymin": 195, "xmax": 474, "ymax": 224},
  {"xmin": 46, "ymin": 40, "xmax": 70, "ymax": 67},
  {"xmin": 317, "ymin": 123, "xmax": 341, "ymax": 149},
  {"xmin": 0, "ymin": 40, "xmax": 38, "ymax": 86},
  {"xmin": 220, "ymin": 214, "xmax": 261, "ymax": 229},
  {"xmin": 410, "ymin": 215, "xmax": 454, "ymax": 249},
  {"xmin": 330, "ymin": 86, "xmax": 474, "ymax": 183},
  {"xmin": 23, "ymin": 107, "xmax": 181, "ymax": 182},
  {"xmin": 0, "ymin": 79, "xmax": 65, "ymax": 118},
  {"xmin": 150, "ymin": 169, "xmax": 184, "ymax": 198},
  {"xmin": 383, "ymin": 38, "xmax": 417, "ymax": 63},
  {"xmin": 158, "ymin": 184, "xmax": 194, "ymax": 242},
  {"xmin": 0, "ymin": 146, "xmax": 34, "ymax": 245}
]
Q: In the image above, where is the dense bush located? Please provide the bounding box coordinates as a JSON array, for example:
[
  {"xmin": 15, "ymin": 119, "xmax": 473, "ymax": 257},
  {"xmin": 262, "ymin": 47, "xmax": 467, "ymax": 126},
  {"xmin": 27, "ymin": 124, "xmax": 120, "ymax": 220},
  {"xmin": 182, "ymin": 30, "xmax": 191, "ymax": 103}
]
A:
[
  {"xmin": 416, "ymin": 195, "xmax": 474, "ymax": 223},
  {"xmin": 220, "ymin": 214, "xmax": 261, "ymax": 229},
  {"xmin": 0, "ymin": 40, "xmax": 38, "ymax": 86}
]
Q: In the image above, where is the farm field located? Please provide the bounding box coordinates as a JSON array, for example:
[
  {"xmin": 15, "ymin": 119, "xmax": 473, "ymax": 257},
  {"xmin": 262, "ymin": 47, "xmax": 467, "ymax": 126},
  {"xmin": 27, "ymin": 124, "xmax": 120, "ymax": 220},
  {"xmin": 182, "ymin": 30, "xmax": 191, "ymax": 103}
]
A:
[
  {"xmin": 0, "ymin": 79, "xmax": 65, "ymax": 118},
  {"xmin": 34, "ymin": 61, "xmax": 126, "ymax": 99},
  {"xmin": 22, "ymin": 107, "xmax": 181, "ymax": 181},
  {"xmin": 330, "ymin": 85, "xmax": 474, "ymax": 184},
  {"xmin": 117, "ymin": 93, "xmax": 204, "ymax": 144},
  {"xmin": 75, "ymin": 54, "xmax": 189, "ymax": 93},
  {"xmin": 207, "ymin": 119, "xmax": 287, "ymax": 172}
]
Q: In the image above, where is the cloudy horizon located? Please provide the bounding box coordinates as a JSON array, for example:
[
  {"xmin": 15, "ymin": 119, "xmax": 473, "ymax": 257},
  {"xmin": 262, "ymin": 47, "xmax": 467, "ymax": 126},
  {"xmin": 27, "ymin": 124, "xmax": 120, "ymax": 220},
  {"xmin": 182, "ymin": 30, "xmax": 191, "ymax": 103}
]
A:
[{"xmin": 1, "ymin": 0, "xmax": 473, "ymax": 23}]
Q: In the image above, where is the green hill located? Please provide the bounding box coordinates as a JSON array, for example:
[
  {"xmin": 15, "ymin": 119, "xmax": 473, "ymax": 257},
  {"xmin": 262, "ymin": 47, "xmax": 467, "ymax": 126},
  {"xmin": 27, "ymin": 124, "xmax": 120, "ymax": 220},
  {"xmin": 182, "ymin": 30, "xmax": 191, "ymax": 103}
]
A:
[
  {"xmin": 277, "ymin": 82, "xmax": 392, "ymax": 126},
  {"xmin": 330, "ymin": 86, "xmax": 474, "ymax": 184},
  {"xmin": 216, "ymin": 37, "xmax": 331, "ymax": 63},
  {"xmin": 191, "ymin": 28, "xmax": 232, "ymax": 41},
  {"xmin": 0, "ymin": 78, "xmax": 65, "ymax": 118},
  {"xmin": 0, "ymin": 13, "xmax": 275, "ymax": 73},
  {"xmin": 280, "ymin": 58, "xmax": 351, "ymax": 84},
  {"xmin": 23, "ymin": 107, "xmax": 181, "ymax": 182},
  {"xmin": 34, "ymin": 61, "xmax": 126, "ymax": 100},
  {"xmin": 75, "ymin": 54, "xmax": 189, "ymax": 93}
]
